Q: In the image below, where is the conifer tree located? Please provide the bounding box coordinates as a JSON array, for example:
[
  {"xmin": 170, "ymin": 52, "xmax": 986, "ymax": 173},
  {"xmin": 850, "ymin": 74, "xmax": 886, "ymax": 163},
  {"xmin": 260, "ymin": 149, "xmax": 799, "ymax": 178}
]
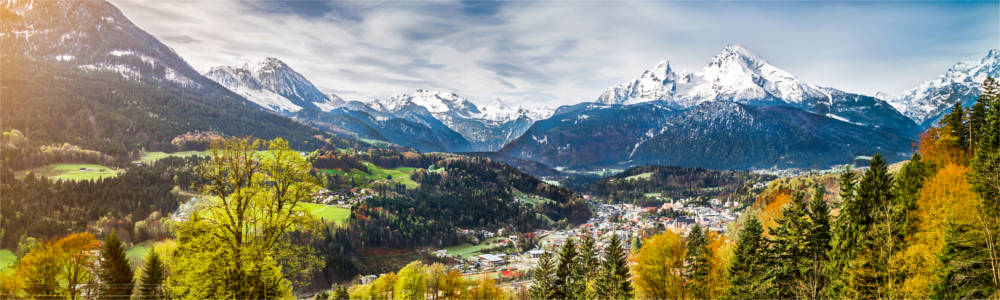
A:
[
  {"xmin": 939, "ymin": 76, "xmax": 1000, "ymax": 297},
  {"xmin": 573, "ymin": 235, "xmax": 597, "ymax": 299},
  {"xmin": 765, "ymin": 192, "xmax": 809, "ymax": 298},
  {"xmin": 552, "ymin": 238, "xmax": 577, "ymax": 299},
  {"xmin": 331, "ymin": 285, "xmax": 349, "ymax": 300},
  {"xmin": 727, "ymin": 216, "xmax": 769, "ymax": 298},
  {"xmin": 685, "ymin": 224, "xmax": 713, "ymax": 299},
  {"xmin": 137, "ymin": 250, "xmax": 165, "ymax": 300},
  {"xmin": 802, "ymin": 186, "xmax": 831, "ymax": 299},
  {"xmin": 531, "ymin": 252, "xmax": 556, "ymax": 300},
  {"xmin": 596, "ymin": 235, "xmax": 633, "ymax": 300},
  {"xmin": 851, "ymin": 153, "xmax": 895, "ymax": 298},
  {"xmin": 826, "ymin": 166, "xmax": 858, "ymax": 298},
  {"xmin": 944, "ymin": 101, "xmax": 969, "ymax": 148},
  {"xmin": 97, "ymin": 231, "xmax": 133, "ymax": 300}
]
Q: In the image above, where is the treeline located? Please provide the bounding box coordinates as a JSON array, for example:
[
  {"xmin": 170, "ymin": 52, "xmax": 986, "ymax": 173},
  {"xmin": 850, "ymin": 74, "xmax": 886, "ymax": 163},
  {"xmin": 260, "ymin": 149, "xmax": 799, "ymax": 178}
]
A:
[
  {"xmin": 587, "ymin": 165, "xmax": 774, "ymax": 206},
  {"xmin": 0, "ymin": 156, "xmax": 205, "ymax": 246}
]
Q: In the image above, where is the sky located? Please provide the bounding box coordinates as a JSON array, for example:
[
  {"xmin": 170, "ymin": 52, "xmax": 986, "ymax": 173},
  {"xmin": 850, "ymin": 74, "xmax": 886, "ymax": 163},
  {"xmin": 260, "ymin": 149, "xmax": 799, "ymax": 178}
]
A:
[{"xmin": 110, "ymin": 0, "xmax": 999, "ymax": 108}]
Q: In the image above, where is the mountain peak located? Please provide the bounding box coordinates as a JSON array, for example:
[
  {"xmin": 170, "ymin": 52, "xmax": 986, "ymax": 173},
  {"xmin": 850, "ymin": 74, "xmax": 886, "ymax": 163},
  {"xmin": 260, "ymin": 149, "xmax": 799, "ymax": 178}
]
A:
[
  {"xmin": 889, "ymin": 48, "xmax": 1000, "ymax": 125},
  {"xmin": 205, "ymin": 57, "xmax": 343, "ymax": 112}
]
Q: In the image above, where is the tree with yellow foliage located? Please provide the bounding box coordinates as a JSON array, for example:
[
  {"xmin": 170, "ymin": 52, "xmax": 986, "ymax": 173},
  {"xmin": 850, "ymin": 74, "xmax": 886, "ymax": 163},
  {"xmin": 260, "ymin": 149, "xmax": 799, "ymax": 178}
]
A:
[{"xmin": 633, "ymin": 231, "xmax": 687, "ymax": 300}]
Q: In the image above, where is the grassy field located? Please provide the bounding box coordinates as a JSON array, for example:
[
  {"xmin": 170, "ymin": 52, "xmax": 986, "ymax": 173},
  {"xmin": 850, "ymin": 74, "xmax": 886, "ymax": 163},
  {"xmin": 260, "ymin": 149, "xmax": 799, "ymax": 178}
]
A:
[
  {"xmin": 321, "ymin": 162, "xmax": 419, "ymax": 188},
  {"xmin": 138, "ymin": 150, "xmax": 208, "ymax": 164},
  {"xmin": 22, "ymin": 163, "xmax": 119, "ymax": 181},
  {"xmin": 624, "ymin": 172, "xmax": 654, "ymax": 181},
  {"xmin": 126, "ymin": 242, "xmax": 153, "ymax": 263},
  {"xmin": 0, "ymin": 249, "xmax": 15, "ymax": 274},
  {"xmin": 301, "ymin": 203, "xmax": 351, "ymax": 224},
  {"xmin": 444, "ymin": 238, "xmax": 504, "ymax": 258}
]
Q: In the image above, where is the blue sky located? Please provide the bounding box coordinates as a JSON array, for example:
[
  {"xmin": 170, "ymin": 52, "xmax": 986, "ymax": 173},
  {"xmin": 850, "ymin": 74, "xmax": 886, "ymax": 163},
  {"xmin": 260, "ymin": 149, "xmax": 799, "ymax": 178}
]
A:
[{"xmin": 111, "ymin": 0, "xmax": 998, "ymax": 108}]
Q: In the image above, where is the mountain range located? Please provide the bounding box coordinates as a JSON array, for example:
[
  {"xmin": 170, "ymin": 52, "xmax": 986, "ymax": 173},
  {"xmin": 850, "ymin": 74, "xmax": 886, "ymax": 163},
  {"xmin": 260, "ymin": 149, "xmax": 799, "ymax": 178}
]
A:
[{"xmin": 3, "ymin": 0, "xmax": 996, "ymax": 171}]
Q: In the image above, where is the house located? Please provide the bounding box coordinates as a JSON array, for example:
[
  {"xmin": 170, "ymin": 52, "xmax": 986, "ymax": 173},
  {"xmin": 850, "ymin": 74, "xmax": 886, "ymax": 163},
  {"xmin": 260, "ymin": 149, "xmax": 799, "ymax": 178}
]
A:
[
  {"xmin": 527, "ymin": 249, "xmax": 545, "ymax": 258},
  {"xmin": 478, "ymin": 254, "xmax": 505, "ymax": 267}
]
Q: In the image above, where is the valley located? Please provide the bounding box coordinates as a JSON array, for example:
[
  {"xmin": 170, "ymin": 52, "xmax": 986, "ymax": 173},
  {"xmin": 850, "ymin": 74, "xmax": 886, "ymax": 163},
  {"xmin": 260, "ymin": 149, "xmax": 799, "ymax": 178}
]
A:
[{"xmin": 0, "ymin": 0, "xmax": 997, "ymax": 299}]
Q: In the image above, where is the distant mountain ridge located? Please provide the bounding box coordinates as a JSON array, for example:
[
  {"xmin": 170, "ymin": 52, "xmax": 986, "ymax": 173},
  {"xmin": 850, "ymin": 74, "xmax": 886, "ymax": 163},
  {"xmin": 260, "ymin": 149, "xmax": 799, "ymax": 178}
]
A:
[
  {"xmin": 884, "ymin": 49, "xmax": 1000, "ymax": 128},
  {"xmin": 597, "ymin": 44, "xmax": 920, "ymax": 136},
  {"xmin": 205, "ymin": 58, "xmax": 345, "ymax": 113}
]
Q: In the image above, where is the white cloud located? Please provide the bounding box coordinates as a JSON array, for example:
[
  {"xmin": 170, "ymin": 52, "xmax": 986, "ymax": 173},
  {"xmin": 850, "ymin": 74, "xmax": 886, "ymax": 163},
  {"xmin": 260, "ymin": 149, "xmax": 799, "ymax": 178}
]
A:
[{"xmin": 110, "ymin": 0, "xmax": 998, "ymax": 108}]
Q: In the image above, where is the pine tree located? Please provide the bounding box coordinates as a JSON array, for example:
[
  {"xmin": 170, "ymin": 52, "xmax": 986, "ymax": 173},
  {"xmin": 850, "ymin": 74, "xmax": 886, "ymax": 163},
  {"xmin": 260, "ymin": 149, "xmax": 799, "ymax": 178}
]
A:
[
  {"xmin": 531, "ymin": 251, "xmax": 556, "ymax": 300},
  {"xmin": 969, "ymin": 100, "xmax": 987, "ymax": 154},
  {"xmin": 97, "ymin": 231, "xmax": 133, "ymax": 300},
  {"xmin": 596, "ymin": 235, "xmax": 633, "ymax": 300},
  {"xmin": 685, "ymin": 224, "xmax": 713, "ymax": 299},
  {"xmin": 137, "ymin": 250, "xmax": 165, "ymax": 300},
  {"xmin": 944, "ymin": 101, "xmax": 969, "ymax": 148},
  {"xmin": 572, "ymin": 235, "xmax": 597, "ymax": 299},
  {"xmin": 552, "ymin": 238, "xmax": 577, "ymax": 299},
  {"xmin": 802, "ymin": 186, "xmax": 831, "ymax": 299},
  {"xmin": 727, "ymin": 216, "xmax": 769, "ymax": 298},
  {"xmin": 765, "ymin": 192, "xmax": 810, "ymax": 299},
  {"xmin": 939, "ymin": 75, "xmax": 1000, "ymax": 297},
  {"xmin": 329, "ymin": 285, "xmax": 349, "ymax": 300},
  {"xmin": 826, "ymin": 166, "xmax": 858, "ymax": 298},
  {"xmin": 850, "ymin": 153, "xmax": 895, "ymax": 298}
]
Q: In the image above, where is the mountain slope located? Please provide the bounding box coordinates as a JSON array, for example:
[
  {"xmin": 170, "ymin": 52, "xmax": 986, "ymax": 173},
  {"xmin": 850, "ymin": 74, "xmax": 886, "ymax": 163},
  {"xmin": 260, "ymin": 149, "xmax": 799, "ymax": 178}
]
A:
[
  {"xmin": 205, "ymin": 58, "xmax": 344, "ymax": 113},
  {"xmin": 597, "ymin": 44, "xmax": 919, "ymax": 136},
  {"xmin": 501, "ymin": 101, "xmax": 914, "ymax": 170},
  {"xmin": 369, "ymin": 90, "xmax": 552, "ymax": 151},
  {"xmin": 0, "ymin": 0, "xmax": 328, "ymax": 153},
  {"xmin": 885, "ymin": 49, "xmax": 1000, "ymax": 128}
]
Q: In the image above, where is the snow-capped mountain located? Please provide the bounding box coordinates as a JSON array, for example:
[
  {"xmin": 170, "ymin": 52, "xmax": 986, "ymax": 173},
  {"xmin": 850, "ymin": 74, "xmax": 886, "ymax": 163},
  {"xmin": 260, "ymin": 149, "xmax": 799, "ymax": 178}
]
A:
[
  {"xmin": 596, "ymin": 44, "xmax": 919, "ymax": 136},
  {"xmin": 885, "ymin": 49, "xmax": 1000, "ymax": 128},
  {"xmin": 368, "ymin": 90, "xmax": 553, "ymax": 150},
  {"xmin": 598, "ymin": 44, "xmax": 831, "ymax": 107},
  {"xmin": 1, "ymin": 0, "xmax": 205, "ymax": 88},
  {"xmin": 205, "ymin": 58, "xmax": 344, "ymax": 113}
]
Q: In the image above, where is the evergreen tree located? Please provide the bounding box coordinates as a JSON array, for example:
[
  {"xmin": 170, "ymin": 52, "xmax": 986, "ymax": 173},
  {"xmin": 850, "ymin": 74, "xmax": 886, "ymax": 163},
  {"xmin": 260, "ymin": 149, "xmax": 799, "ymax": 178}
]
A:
[
  {"xmin": 850, "ymin": 153, "xmax": 895, "ymax": 298},
  {"xmin": 727, "ymin": 216, "xmax": 769, "ymax": 298},
  {"xmin": 573, "ymin": 235, "xmax": 597, "ymax": 299},
  {"xmin": 826, "ymin": 166, "xmax": 858, "ymax": 298},
  {"xmin": 531, "ymin": 252, "xmax": 556, "ymax": 300},
  {"xmin": 969, "ymin": 100, "xmax": 987, "ymax": 153},
  {"xmin": 596, "ymin": 235, "xmax": 633, "ymax": 300},
  {"xmin": 331, "ymin": 285, "xmax": 350, "ymax": 300},
  {"xmin": 137, "ymin": 250, "xmax": 165, "ymax": 300},
  {"xmin": 97, "ymin": 231, "xmax": 133, "ymax": 300},
  {"xmin": 802, "ymin": 186, "xmax": 831, "ymax": 299},
  {"xmin": 765, "ymin": 192, "xmax": 809, "ymax": 299},
  {"xmin": 939, "ymin": 76, "xmax": 1000, "ymax": 297},
  {"xmin": 685, "ymin": 224, "xmax": 713, "ymax": 299},
  {"xmin": 552, "ymin": 238, "xmax": 577, "ymax": 299},
  {"xmin": 944, "ymin": 101, "xmax": 969, "ymax": 148}
]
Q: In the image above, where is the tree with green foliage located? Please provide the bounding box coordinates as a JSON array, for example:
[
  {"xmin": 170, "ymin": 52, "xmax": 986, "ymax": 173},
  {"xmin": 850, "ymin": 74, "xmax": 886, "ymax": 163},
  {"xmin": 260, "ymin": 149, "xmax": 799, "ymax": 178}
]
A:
[
  {"xmin": 166, "ymin": 137, "xmax": 320, "ymax": 299},
  {"xmin": 137, "ymin": 250, "xmax": 165, "ymax": 300},
  {"xmin": 801, "ymin": 186, "xmax": 831, "ymax": 299},
  {"xmin": 938, "ymin": 76, "xmax": 1000, "ymax": 298},
  {"xmin": 849, "ymin": 153, "xmax": 895, "ymax": 298},
  {"xmin": 826, "ymin": 165, "xmax": 858, "ymax": 298},
  {"xmin": 596, "ymin": 235, "xmax": 633, "ymax": 299},
  {"xmin": 97, "ymin": 231, "xmax": 133, "ymax": 299},
  {"xmin": 573, "ymin": 235, "xmax": 597, "ymax": 299},
  {"xmin": 552, "ymin": 238, "xmax": 578, "ymax": 299},
  {"xmin": 393, "ymin": 261, "xmax": 427, "ymax": 300},
  {"xmin": 531, "ymin": 251, "xmax": 556, "ymax": 300},
  {"xmin": 765, "ymin": 192, "xmax": 809, "ymax": 298},
  {"xmin": 727, "ymin": 216, "xmax": 769, "ymax": 298},
  {"xmin": 944, "ymin": 101, "xmax": 969, "ymax": 149},
  {"xmin": 685, "ymin": 224, "xmax": 713, "ymax": 299},
  {"xmin": 330, "ymin": 285, "xmax": 349, "ymax": 300}
]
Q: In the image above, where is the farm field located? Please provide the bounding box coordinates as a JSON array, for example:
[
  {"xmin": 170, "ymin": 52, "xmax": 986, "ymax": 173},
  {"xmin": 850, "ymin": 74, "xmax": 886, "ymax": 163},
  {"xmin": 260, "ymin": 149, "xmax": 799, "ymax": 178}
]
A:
[
  {"xmin": 301, "ymin": 203, "xmax": 351, "ymax": 224},
  {"xmin": 21, "ymin": 163, "xmax": 119, "ymax": 181},
  {"xmin": 320, "ymin": 162, "xmax": 418, "ymax": 188},
  {"xmin": 138, "ymin": 150, "xmax": 208, "ymax": 164},
  {"xmin": 444, "ymin": 238, "xmax": 505, "ymax": 258}
]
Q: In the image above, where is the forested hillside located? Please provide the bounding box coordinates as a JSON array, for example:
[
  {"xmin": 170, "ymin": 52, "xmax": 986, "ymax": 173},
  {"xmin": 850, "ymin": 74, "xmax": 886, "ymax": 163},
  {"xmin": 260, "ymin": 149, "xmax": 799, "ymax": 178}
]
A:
[{"xmin": 587, "ymin": 165, "xmax": 774, "ymax": 206}]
